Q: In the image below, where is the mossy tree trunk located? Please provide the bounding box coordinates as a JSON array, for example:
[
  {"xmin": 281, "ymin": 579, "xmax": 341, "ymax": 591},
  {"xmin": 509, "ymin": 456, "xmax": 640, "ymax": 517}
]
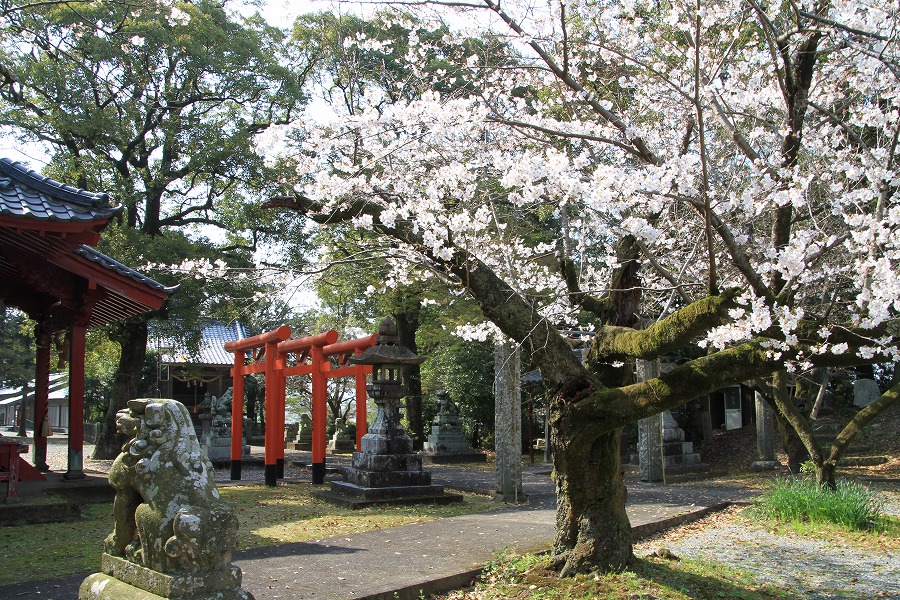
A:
[
  {"xmin": 551, "ymin": 425, "xmax": 631, "ymax": 574},
  {"xmin": 817, "ymin": 382, "xmax": 900, "ymax": 489},
  {"xmin": 762, "ymin": 373, "xmax": 900, "ymax": 490}
]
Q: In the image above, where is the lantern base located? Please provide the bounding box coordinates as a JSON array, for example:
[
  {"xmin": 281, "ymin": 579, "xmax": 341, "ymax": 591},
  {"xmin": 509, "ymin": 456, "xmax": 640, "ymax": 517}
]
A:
[{"xmin": 317, "ymin": 481, "xmax": 463, "ymax": 509}]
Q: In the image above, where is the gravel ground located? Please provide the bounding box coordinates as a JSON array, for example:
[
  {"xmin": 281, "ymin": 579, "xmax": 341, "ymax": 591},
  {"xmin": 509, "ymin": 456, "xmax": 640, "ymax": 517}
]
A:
[{"xmin": 635, "ymin": 503, "xmax": 900, "ymax": 599}]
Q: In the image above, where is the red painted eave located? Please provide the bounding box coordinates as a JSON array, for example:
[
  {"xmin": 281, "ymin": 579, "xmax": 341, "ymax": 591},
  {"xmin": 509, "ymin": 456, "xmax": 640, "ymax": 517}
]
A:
[
  {"xmin": 0, "ymin": 215, "xmax": 108, "ymax": 245},
  {"xmin": 50, "ymin": 252, "xmax": 172, "ymax": 312}
]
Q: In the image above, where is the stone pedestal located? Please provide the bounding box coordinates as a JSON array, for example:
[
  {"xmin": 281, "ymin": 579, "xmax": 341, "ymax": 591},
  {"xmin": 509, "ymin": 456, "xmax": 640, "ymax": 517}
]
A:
[
  {"xmin": 660, "ymin": 411, "xmax": 703, "ymax": 468},
  {"xmin": 80, "ymin": 554, "xmax": 252, "ymax": 600},
  {"xmin": 494, "ymin": 342, "xmax": 525, "ymax": 502},
  {"xmin": 323, "ymin": 406, "xmax": 458, "ymax": 507}
]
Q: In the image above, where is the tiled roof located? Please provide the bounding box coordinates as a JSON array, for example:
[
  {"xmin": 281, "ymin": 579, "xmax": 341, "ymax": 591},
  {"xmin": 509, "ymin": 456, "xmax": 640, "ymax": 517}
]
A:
[
  {"xmin": 0, "ymin": 158, "xmax": 120, "ymax": 222},
  {"xmin": 0, "ymin": 372, "xmax": 69, "ymax": 405},
  {"xmin": 75, "ymin": 246, "xmax": 178, "ymax": 293},
  {"xmin": 158, "ymin": 321, "xmax": 252, "ymax": 366}
]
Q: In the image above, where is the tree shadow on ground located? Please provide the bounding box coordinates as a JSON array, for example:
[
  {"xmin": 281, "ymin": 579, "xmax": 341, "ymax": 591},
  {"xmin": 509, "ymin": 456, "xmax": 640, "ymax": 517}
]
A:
[{"xmin": 630, "ymin": 556, "xmax": 793, "ymax": 599}]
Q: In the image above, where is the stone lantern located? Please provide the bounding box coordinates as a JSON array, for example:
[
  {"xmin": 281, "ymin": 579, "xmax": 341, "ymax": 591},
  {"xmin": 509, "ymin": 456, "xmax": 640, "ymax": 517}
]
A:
[{"xmin": 318, "ymin": 318, "xmax": 461, "ymax": 508}]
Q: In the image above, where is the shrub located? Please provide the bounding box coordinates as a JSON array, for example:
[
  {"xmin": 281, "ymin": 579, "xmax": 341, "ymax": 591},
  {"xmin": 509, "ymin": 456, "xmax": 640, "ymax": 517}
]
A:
[{"xmin": 753, "ymin": 476, "xmax": 885, "ymax": 530}]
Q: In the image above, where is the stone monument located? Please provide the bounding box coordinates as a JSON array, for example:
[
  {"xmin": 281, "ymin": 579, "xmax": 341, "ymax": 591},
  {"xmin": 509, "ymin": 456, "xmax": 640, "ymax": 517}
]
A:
[
  {"xmin": 198, "ymin": 388, "xmax": 249, "ymax": 465},
  {"xmin": 751, "ymin": 392, "xmax": 781, "ymax": 471},
  {"xmin": 79, "ymin": 398, "xmax": 253, "ymax": 600},
  {"xmin": 422, "ymin": 391, "xmax": 485, "ymax": 463},
  {"xmin": 327, "ymin": 418, "xmax": 356, "ymax": 453},
  {"xmin": 284, "ymin": 422, "xmax": 299, "ymax": 447},
  {"xmin": 318, "ymin": 318, "xmax": 461, "ymax": 508},
  {"xmin": 494, "ymin": 341, "xmax": 524, "ymax": 502},
  {"xmin": 853, "ymin": 378, "xmax": 881, "ymax": 407},
  {"xmin": 637, "ymin": 412, "xmax": 664, "ymax": 482},
  {"xmin": 639, "ymin": 411, "xmax": 706, "ymax": 482},
  {"xmin": 286, "ymin": 414, "xmax": 313, "ymax": 451}
]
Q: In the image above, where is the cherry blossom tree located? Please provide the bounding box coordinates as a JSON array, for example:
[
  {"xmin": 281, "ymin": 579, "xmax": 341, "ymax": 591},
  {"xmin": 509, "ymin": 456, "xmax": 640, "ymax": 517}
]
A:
[{"xmin": 267, "ymin": 1, "xmax": 900, "ymax": 574}]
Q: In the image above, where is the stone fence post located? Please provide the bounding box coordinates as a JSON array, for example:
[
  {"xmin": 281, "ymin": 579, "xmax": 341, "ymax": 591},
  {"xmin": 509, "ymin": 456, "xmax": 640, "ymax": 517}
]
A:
[{"xmin": 494, "ymin": 342, "xmax": 524, "ymax": 502}]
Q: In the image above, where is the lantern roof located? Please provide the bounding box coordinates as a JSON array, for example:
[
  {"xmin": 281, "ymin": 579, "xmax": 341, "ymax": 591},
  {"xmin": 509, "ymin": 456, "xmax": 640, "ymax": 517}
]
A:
[{"xmin": 349, "ymin": 317, "xmax": 425, "ymax": 366}]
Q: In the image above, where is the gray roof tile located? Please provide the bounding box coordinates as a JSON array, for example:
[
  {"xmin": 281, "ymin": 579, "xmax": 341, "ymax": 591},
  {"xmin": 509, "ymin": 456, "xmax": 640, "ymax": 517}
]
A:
[
  {"xmin": 158, "ymin": 321, "xmax": 252, "ymax": 366},
  {"xmin": 0, "ymin": 158, "xmax": 120, "ymax": 222},
  {"xmin": 74, "ymin": 246, "xmax": 179, "ymax": 293}
]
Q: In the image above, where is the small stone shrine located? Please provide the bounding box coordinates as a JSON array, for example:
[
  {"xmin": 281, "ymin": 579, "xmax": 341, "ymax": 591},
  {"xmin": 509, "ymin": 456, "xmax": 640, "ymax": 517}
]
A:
[
  {"xmin": 286, "ymin": 414, "xmax": 313, "ymax": 451},
  {"xmin": 80, "ymin": 398, "xmax": 252, "ymax": 600},
  {"xmin": 327, "ymin": 418, "xmax": 356, "ymax": 453},
  {"xmin": 422, "ymin": 391, "xmax": 485, "ymax": 463},
  {"xmin": 284, "ymin": 422, "xmax": 299, "ymax": 446},
  {"xmin": 318, "ymin": 318, "xmax": 462, "ymax": 508},
  {"xmin": 198, "ymin": 388, "xmax": 250, "ymax": 465}
]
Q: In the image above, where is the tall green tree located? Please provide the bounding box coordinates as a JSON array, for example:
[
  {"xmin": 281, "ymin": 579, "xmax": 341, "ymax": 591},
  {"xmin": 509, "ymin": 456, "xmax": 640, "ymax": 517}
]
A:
[
  {"xmin": 0, "ymin": 0, "xmax": 311, "ymax": 456},
  {"xmin": 0, "ymin": 307, "xmax": 34, "ymax": 389}
]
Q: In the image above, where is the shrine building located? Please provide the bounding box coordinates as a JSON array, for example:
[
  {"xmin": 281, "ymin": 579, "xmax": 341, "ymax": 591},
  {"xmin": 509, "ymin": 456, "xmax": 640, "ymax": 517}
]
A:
[{"xmin": 0, "ymin": 158, "xmax": 176, "ymax": 479}]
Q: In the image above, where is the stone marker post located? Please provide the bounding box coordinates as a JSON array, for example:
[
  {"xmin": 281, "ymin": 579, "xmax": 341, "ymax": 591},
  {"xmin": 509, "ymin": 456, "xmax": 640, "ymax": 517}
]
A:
[
  {"xmin": 637, "ymin": 359, "xmax": 664, "ymax": 482},
  {"xmin": 494, "ymin": 341, "xmax": 524, "ymax": 502},
  {"xmin": 755, "ymin": 392, "xmax": 775, "ymax": 461},
  {"xmin": 750, "ymin": 392, "xmax": 781, "ymax": 471}
]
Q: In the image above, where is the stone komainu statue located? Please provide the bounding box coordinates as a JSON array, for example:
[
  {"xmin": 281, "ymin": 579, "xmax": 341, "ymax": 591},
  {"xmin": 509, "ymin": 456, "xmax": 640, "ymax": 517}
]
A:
[{"xmin": 104, "ymin": 398, "xmax": 239, "ymax": 574}]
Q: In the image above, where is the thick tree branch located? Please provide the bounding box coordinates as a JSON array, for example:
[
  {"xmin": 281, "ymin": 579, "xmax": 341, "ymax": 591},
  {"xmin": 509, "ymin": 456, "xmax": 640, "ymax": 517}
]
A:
[
  {"xmin": 556, "ymin": 250, "xmax": 613, "ymax": 319},
  {"xmin": 588, "ymin": 289, "xmax": 740, "ymax": 361},
  {"xmin": 571, "ymin": 341, "xmax": 776, "ymax": 429},
  {"xmin": 828, "ymin": 381, "xmax": 900, "ymax": 464},
  {"xmin": 265, "ymin": 192, "xmax": 588, "ymax": 389}
]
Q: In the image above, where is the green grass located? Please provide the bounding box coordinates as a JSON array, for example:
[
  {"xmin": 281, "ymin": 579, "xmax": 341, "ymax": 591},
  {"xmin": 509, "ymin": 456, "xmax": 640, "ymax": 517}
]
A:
[
  {"xmin": 441, "ymin": 549, "xmax": 791, "ymax": 599},
  {"xmin": 751, "ymin": 476, "xmax": 888, "ymax": 530},
  {"xmin": 0, "ymin": 484, "xmax": 494, "ymax": 588}
]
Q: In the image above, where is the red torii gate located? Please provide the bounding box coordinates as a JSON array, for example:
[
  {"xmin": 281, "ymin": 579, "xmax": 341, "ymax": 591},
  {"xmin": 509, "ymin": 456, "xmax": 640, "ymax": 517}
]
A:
[{"xmin": 225, "ymin": 326, "xmax": 377, "ymax": 486}]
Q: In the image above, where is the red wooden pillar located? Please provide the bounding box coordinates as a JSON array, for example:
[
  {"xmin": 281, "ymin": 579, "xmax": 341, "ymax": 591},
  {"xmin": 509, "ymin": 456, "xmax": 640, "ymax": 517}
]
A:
[
  {"xmin": 264, "ymin": 339, "xmax": 279, "ymax": 487},
  {"xmin": 355, "ymin": 365, "xmax": 368, "ymax": 450},
  {"xmin": 230, "ymin": 352, "xmax": 245, "ymax": 481},
  {"xmin": 65, "ymin": 323, "xmax": 86, "ymax": 480},
  {"xmin": 275, "ymin": 356, "xmax": 286, "ymax": 479},
  {"xmin": 311, "ymin": 345, "xmax": 327, "ymax": 484},
  {"xmin": 224, "ymin": 326, "xmax": 291, "ymax": 486},
  {"xmin": 32, "ymin": 330, "xmax": 51, "ymax": 471}
]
